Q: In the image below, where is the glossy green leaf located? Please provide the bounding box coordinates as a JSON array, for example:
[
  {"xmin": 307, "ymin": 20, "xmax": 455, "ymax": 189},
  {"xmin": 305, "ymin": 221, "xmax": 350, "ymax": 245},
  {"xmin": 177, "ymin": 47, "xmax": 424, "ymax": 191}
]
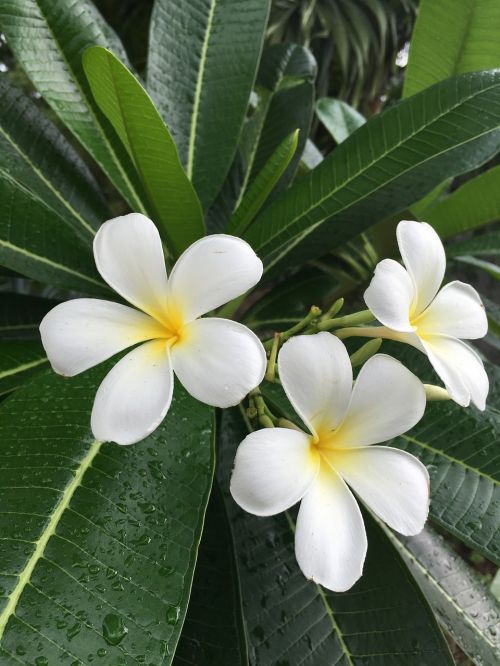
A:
[
  {"xmin": 83, "ymin": 46, "xmax": 204, "ymax": 257},
  {"xmin": 261, "ymin": 348, "xmax": 500, "ymax": 566},
  {"xmin": 390, "ymin": 525, "xmax": 500, "ymax": 665},
  {"xmin": 148, "ymin": 0, "xmax": 270, "ymax": 208},
  {"xmin": 0, "ymin": 366, "xmax": 215, "ymax": 663},
  {"xmin": 454, "ymin": 255, "xmax": 500, "ymax": 280},
  {"xmin": 447, "ymin": 231, "xmax": 500, "ymax": 257},
  {"xmin": 245, "ymin": 70, "xmax": 500, "ymax": 274},
  {"xmin": 0, "ymin": 341, "xmax": 47, "ymax": 397},
  {"xmin": 0, "ymin": 293, "xmax": 59, "ymax": 340},
  {"xmin": 426, "ymin": 166, "xmax": 500, "ymax": 238},
  {"xmin": 0, "ymin": 175, "xmax": 107, "ymax": 296},
  {"xmin": 315, "ymin": 97, "xmax": 366, "ymax": 144},
  {"xmin": 218, "ymin": 408, "xmax": 454, "ymax": 666},
  {"xmin": 228, "ymin": 130, "xmax": 299, "ymax": 236},
  {"xmin": 0, "ymin": 0, "xmax": 144, "ymax": 210},
  {"xmin": 0, "ymin": 76, "xmax": 108, "ymax": 244},
  {"xmin": 174, "ymin": 484, "xmax": 247, "ymax": 666},
  {"xmin": 404, "ymin": 0, "xmax": 500, "ymax": 98}
]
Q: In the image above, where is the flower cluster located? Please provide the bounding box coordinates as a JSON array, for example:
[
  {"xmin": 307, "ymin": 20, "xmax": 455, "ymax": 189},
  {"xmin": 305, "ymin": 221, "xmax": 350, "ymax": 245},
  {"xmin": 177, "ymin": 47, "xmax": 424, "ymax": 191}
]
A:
[{"xmin": 40, "ymin": 216, "xmax": 488, "ymax": 592}]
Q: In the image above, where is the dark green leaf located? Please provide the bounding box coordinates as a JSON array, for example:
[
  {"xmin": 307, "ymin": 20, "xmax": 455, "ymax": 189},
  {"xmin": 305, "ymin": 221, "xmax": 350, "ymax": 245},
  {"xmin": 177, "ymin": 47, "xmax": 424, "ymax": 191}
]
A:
[
  {"xmin": 404, "ymin": 0, "xmax": 500, "ymax": 98},
  {"xmin": 0, "ymin": 367, "xmax": 215, "ymax": 663},
  {"xmin": 0, "ymin": 293, "xmax": 59, "ymax": 340},
  {"xmin": 0, "ymin": 341, "xmax": 47, "ymax": 397},
  {"xmin": 217, "ymin": 408, "xmax": 454, "ymax": 666},
  {"xmin": 148, "ymin": 0, "xmax": 270, "ymax": 208},
  {"xmin": 316, "ymin": 97, "xmax": 366, "ymax": 144},
  {"xmin": 228, "ymin": 130, "xmax": 299, "ymax": 236},
  {"xmin": 0, "ymin": 174, "xmax": 107, "ymax": 296},
  {"xmin": 244, "ymin": 70, "xmax": 500, "ymax": 274},
  {"xmin": 390, "ymin": 525, "xmax": 500, "ymax": 665},
  {"xmin": 174, "ymin": 484, "xmax": 247, "ymax": 666},
  {"xmin": 0, "ymin": 76, "xmax": 108, "ymax": 244},
  {"xmin": 0, "ymin": 0, "xmax": 145, "ymax": 210},
  {"xmin": 454, "ymin": 255, "xmax": 500, "ymax": 280},
  {"xmin": 447, "ymin": 231, "xmax": 500, "ymax": 257},
  {"xmin": 83, "ymin": 46, "xmax": 204, "ymax": 257},
  {"xmin": 426, "ymin": 166, "xmax": 500, "ymax": 238}
]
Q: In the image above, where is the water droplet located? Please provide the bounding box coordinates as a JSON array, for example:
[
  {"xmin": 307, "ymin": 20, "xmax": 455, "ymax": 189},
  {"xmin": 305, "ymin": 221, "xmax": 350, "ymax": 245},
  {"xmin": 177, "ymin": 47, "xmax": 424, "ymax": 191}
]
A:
[
  {"xmin": 166, "ymin": 606, "xmax": 180, "ymax": 626},
  {"xmin": 66, "ymin": 623, "xmax": 81, "ymax": 640},
  {"xmin": 35, "ymin": 658, "xmax": 49, "ymax": 666},
  {"xmin": 102, "ymin": 613, "xmax": 128, "ymax": 646}
]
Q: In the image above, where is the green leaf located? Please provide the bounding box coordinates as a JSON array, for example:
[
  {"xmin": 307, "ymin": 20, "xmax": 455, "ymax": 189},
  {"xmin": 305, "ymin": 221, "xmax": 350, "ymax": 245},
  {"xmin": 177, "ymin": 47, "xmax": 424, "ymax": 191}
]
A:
[
  {"xmin": 447, "ymin": 231, "xmax": 500, "ymax": 257},
  {"xmin": 426, "ymin": 166, "xmax": 500, "ymax": 238},
  {"xmin": 218, "ymin": 408, "xmax": 454, "ymax": 666},
  {"xmin": 148, "ymin": 0, "xmax": 271, "ymax": 209},
  {"xmin": 0, "ymin": 341, "xmax": 47, "ymax": 397},
  {"xmin": 0, "ymin": 366, "xmax": 215, "ymax": 663},
  {"xmin": 0, "ymin": 76, "xmax": 109, "ymax": 244},
  {"xmin": 0, "ymin": 174, "xmax": 107, "ymax": 296},
  {"xmin": 315, "ymin": 97, "xmax": 366, "ymax": 144},
  {"xmin": 454, "ymin": 255, "xmax": 500, "ymax": 279},
  {"xmin": 227, "ymin": 130, "xmax": 299, "ymax": 236},
  {"xmin": 389, "ymin": 525, "xmax": 500, "ymax": 665},
  {"xmin": 83, "ymin": 46, "xmax": 204, "ymax": 257},
  {"xmin": 0, "ymin": 0, "xmax": 145, "ymax": 210},
  {"xmin": 404, "ymin": 0, "xmax": 500, "ymax": 98},
  {"xmin": 0, "ymin": 293, "xmax": 59, "ymax": 340},
  {"xmin": 244, "ymin": 70, "xmax": 500, "ymax": 274},
  {"xmin": 174, "ymin": 484, "xmax": 247, "ymax": 666}
]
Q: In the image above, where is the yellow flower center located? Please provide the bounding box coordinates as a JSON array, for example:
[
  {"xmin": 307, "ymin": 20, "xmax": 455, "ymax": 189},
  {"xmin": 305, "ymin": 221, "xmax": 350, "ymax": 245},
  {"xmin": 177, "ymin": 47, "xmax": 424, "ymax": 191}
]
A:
[{"xmin": 141, "ymin": 303, "xmax": 189, "ymax": 349}]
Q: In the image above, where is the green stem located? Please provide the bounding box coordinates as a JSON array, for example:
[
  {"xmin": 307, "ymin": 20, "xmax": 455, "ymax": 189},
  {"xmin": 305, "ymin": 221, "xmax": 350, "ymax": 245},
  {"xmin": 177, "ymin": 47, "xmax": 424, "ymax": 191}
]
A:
[
  {"xmin": 265, "ymin": 333, "xmax": 280, "ymax": 382},
  {"xmin": 263, "ymin": 305, "xmax": 321, "ymax": 351},
  {"xmin": 317, "ymin": 309, "xmax": 374, "ymax": 331}
]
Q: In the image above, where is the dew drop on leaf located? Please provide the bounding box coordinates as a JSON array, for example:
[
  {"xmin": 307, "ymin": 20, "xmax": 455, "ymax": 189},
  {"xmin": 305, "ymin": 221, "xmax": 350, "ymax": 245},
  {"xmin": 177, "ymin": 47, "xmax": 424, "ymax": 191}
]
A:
[{"xmin": 102, "ymin": 613, "xmax": 128, "ymax": 646}]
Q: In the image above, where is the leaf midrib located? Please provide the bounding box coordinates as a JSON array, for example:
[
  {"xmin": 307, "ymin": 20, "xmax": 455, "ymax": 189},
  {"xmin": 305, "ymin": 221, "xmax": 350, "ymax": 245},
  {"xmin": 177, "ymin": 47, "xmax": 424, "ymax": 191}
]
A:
[
  {"xmin": 0, "ymin": 356, "xmax": 47, "ymax": 380},
  {"xmin": 0, "ymin": 439, "xmax": 102, "ymax": 640}
]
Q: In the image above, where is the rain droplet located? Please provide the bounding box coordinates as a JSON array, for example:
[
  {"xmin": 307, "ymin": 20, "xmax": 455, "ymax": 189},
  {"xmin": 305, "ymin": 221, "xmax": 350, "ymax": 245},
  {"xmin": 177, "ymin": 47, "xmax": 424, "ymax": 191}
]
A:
[{"xmin": 102, "ymin": 613, "xmax": 128, "ymax": 646}]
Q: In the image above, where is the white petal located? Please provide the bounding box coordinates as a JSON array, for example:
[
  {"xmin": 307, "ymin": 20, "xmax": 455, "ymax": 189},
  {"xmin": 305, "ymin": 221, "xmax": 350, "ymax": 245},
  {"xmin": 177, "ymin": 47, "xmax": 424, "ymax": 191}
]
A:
[
  {"xmin": 416, "ymin": 281, "xmax": 488, "ymax": 340},
  {"xmin": 331, "ymin": 446, "xmax": 429, "ymax": 536},
  {"xmin": 40, "ymin": 299, "xmax": 165, "ymax": 376},
  {"xmin": 397, "ymin": 220, "xmax": 446, "ymax": 316},
  {"xmin": 171, "ymin": 318, "xmax": 266, "ymax": 407},
  {"xmin": 230, "ymin": 428, "xmax": 319, "ymax": 516},
  {"xmin": 364, "ymin": 259, "xmax": 415, "ymax": 332},
  {"xmin": 332, "ymin": 354, "xmax": 426, "ymax": 448},
  {"xmin": 91, "ymin": 339, "xmax": 173, "ymax": 445},
  {"xmin": 277, "ymin": 333, "xmax": 352, "ymax": 436},
  {"xmin": 421, "ymin": 335, "xmax": 489, "ymax": 410},
  {"xmin": 93, "ymin": 214, "xmax": 169, "ymax": 322},
  {"xmin": 295, "ymin": 465, "xmax": 367, "ymax": 592},
  {"xmin": 168, "ymin": 235, "xmax": 263, "ymax": 321}
]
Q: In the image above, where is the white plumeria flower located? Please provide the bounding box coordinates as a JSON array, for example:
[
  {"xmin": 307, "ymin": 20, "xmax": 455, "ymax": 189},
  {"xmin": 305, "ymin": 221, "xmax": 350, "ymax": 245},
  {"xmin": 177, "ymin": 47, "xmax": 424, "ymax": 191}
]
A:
[
  {"xmin": 364, "ymin": 221, "xmax": 488, "ymax": 410},
  {"xmin": 230, "ymin": 333, "xmax": 429, "ymax": 592},
  {"xmin": 40, "ymin": 214, "xmax": 266, "ymax": 445}
]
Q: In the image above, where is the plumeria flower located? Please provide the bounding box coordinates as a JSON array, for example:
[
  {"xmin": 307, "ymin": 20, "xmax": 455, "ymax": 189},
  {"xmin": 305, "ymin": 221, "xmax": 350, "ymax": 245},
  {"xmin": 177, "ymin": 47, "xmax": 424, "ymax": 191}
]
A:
[
  {"xmin": 40, "ymin": 214, "xmax": 266, "ymax": 445},
  {"xmin": 364, "ymin": 221, "xmax": 488, "ymax": 410},
  {"xmin": 231, "ymin": 333, "xmax": 429, "ymax": 592}
]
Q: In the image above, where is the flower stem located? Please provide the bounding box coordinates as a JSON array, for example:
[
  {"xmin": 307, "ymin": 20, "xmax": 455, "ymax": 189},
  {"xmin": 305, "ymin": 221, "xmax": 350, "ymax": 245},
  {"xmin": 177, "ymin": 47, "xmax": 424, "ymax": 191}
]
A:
[
  {"xmin": 263, "ymin": 305, "xmax": 321, "ymax": 351},
  {"xmin": 264, "ymin": 333, "xmax": 280, "ymax": 382},
  {"xmin": 317, "ymin": 309, "xmax": 374, "ymax": 331}
]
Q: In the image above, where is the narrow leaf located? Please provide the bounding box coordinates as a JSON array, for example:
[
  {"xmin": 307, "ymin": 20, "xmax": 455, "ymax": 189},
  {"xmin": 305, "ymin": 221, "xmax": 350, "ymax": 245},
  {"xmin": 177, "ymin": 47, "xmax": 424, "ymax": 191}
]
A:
[
  {"xmin": 316, "ymin": 97, "xmax": 366, "ymax": 144},
  {"xmin": 228, "ymin": 130, "xmax": 299, "ymax": 236},
  {"xmin": 0, "ymin": 0, "xmax": 145, "ymax": 210},
  {"xmin": 218, "ymin": 408, "xmax": 454, "ymax": 666},
  {"xmin": 148, "ymin": 0, "xmax": 271, "ymax": 208},
  {"xmin": 174, "ymin": 484, "xmax": 247, "ymax": 665},
  {"xmin": 0, "ymin": 341, "xmax": 47, "ymax": 396},
  {"xmin": 83, "ymin": 46, "xmax": 204, "ymax": 257},
  {"xmin": 426, "ymin": 166, "xmax": 500, "ymax": 238},
  {"xmin": 244, "ymin": 70, "xmax": 500, "ymax": 274},
  {"xmin": 389, "ymin": 525, "xmax": 500, "ymax": 665},
  {"xmin": 0, "ymin": 76, "xmax": 109, "ymax": 243},
  {"xmin": 0, "ymin": 293, "xmax": 59, "ymax": 340},
  {"xmin": 0, "ymin": 365, "xmax": 215, "ymax": 663},
  {"xmin": 454, "ymin": 255, "xmax": 500, "ymax": 280},
  {"xmin": 447, "ymin": 231, "xmax": 500, "ymax": 257}
]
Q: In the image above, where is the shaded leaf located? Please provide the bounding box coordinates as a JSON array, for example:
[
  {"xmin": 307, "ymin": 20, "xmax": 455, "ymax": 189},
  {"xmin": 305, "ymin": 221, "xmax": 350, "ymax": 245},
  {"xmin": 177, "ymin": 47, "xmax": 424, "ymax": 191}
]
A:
[
  {"xmin": 174, "ymin": 483, "xmax": 247, "ymax": 666},
  {"xmin": 0, "ymin": 293, "xmax": 59, "ymax": 340},
  {"xmin": 0, "ymin": 0, "xmax": 145, "ymax": 209},
  {"xmin": 454, "ymin": 255, "xmax": 500, "ymax": 280},
  {"xmin": 316, "ymin": 97, "xmax": 366, "ymax": 144},
  {"xmin": 447, "ymin": 231, "xmax": 500, "ymax": 257},
  {"xmin": 0, "ymin": 341, "xmax": 47, "ymax": 397},
  {"xmin": 0, "ymin": 367, "xmax": 214, "ymax": 663},
  {"xmin": 148, "ymin": 0, "xmax": 270, "ymax": 208},
  {"xmin": 83, "ymin": 46, "xmax": 204, "ymax": 257}
]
